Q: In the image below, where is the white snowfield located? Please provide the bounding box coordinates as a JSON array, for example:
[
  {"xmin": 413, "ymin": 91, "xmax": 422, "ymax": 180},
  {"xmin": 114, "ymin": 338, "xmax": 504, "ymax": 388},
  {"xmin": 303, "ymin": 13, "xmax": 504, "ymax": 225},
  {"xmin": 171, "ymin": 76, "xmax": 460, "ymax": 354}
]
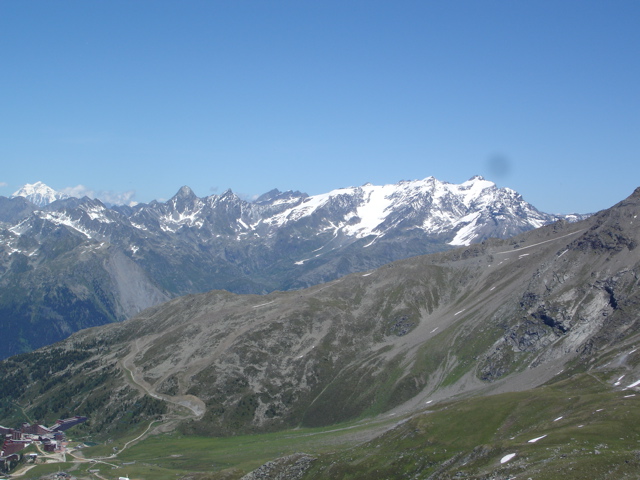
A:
[
  {"xmin": 263, "ymin": 176, "xmax": 552, "ymax": 246},
  {"xmin": 9, "ymin": 176, "xmax": 568, "ymax": 247},
  {"xmin": 11, "ymin": 181, "xmax": 69, "ymax": 207}
]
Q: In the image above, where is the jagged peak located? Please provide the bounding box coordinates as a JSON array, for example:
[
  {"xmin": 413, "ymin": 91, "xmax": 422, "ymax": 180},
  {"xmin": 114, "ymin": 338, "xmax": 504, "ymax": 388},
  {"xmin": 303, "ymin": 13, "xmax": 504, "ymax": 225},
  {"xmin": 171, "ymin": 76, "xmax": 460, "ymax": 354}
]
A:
[
  {"xmin": 255, "ymin": 189, "xmax": 308, "ymax": 205},
  {"xmin": 171, "ymin": 185, "xmax": 198, "ymax": 201},
  {"xmin": 220, "ymin": 188, "xmax": 238, "ymax": 199},
  {"xmin": 256, "ymin": 188, "xmax": 282, "ymax": 202},
  {"xmin": 455, "ymin": 176, "xmax": 496, "ymax": 196},
  {"xmin": 461, "ymin": 175, "xmax": 495, "ymax": 187}
]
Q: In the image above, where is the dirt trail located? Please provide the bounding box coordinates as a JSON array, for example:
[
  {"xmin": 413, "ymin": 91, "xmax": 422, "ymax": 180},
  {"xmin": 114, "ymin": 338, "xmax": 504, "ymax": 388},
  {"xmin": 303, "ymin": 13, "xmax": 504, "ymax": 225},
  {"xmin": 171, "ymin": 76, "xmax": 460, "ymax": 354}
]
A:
[
  {"xmin": 9, "ymin": 464, "xmax": 37, "ymax": 477},
  {"xmin": 120, "ymin": 337, "xmax": 206, "ymax": 419}
]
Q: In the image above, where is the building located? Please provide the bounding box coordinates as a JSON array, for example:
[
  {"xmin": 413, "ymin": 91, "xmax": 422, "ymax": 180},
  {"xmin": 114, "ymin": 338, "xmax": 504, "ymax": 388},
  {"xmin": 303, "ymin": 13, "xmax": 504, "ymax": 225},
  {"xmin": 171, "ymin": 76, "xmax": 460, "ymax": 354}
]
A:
[
  {"xmin": 41, "ymin": 437, "xmax": 57, "ymax": 452},
  {"xmin": 21, "ymin": 423, "xmax": 52, "ymax": 436},
  {"xmin": 50, "ymin": 416, "xmax": 87, "ymax": 432},
  {"xmin": 0, "ymin": 439, "xmax": 29, "ymax": 456}
]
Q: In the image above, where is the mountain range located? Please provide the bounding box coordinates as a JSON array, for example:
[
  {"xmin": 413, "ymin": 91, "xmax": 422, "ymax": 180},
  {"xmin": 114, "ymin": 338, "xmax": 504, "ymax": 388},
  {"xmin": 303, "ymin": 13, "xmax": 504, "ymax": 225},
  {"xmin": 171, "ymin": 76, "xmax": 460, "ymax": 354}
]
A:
[
  {"xmin": 0, "ymin": 176, "xmax": 585, "ymax": 358},
  {"xmin": 0, "ymin": 185, "xmax": 638, "ymax": 479}
]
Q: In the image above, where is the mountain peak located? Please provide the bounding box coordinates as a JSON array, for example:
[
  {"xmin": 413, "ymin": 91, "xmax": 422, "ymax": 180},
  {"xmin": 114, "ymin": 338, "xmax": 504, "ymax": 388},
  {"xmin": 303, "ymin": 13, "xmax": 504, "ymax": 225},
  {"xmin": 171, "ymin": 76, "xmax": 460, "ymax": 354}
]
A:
[
  {"xmin": 172, "ymin": 185, "xmax": 197, "ymax": 200},
  {"xmin": 458, "ymin": 175, "xmax": 495, "ymax": 193},
  {"xmin": 220, "ymin": 189, "xmax": 238, "ymax": 200},
  {"xmin": 254, "ymin": 189, "xmax": 308, "ymax": 205},
  {"xmin": 11, "ymin": 181, "xmax": 69, "ymax": 207}
]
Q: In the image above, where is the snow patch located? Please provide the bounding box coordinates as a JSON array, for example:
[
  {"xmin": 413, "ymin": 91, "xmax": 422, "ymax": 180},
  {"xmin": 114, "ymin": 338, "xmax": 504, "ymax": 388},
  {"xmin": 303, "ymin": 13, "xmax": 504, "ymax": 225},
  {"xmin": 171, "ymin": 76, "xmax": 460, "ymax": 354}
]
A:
[
  {"xmin": 500, "ymin": 453, "xmax": 516, "ymax": 464},
  {"xmin": 626, "ymin": 379, "xmax": 640, "ymax": 389},
  {"xmin": 252, "ymin": 301, "xmax": 275, "ymax": 309},
  {"xmin": 85, "ymin": 206, "xmax": 113, "ymax": 223},
  {"xmin": 448, "ymin": 212, "xmax": 481, "ymax": 246},
  {"xmin": 40, "ymin": 212, "xmax": 93, "ymax": 238}
]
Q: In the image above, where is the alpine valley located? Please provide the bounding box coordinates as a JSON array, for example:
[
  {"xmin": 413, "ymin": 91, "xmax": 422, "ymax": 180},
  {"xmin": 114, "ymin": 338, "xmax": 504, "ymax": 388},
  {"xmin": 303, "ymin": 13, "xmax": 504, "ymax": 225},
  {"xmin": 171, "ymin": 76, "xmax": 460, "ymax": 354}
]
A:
[
  {"xmin": 2, "ymin": 184, "xmax": 640, "ymax": 480},
  {"xmin": 0, "ymin": 176, "xmax": 584, "ymax": 359}
]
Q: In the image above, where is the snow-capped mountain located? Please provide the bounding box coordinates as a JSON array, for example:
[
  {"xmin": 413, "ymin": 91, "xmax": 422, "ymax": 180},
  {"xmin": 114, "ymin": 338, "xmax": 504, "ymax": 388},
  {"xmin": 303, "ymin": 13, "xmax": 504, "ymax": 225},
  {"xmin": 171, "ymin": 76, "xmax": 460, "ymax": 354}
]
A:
[
  {"xmin": 6, "ymin": 176, "xmax": 575, "ymax": 248},
  {"xmin": 254, "ymin": 176, "xmax": 556, "ymax": 246},
  {"xmin": 0, "ymin": 175, "xmax": 587, "ymax": 358},
  {"xmin": 11, "ymin": 181, "xmax": 69, "ymax": 207}
]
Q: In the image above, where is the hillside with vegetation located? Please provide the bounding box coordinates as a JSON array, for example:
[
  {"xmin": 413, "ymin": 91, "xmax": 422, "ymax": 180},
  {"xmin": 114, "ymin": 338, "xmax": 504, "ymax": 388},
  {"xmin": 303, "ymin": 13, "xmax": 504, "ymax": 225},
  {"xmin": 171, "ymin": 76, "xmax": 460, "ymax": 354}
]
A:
[{"xmin": 1, "ymin": 187, "xmax": 639, "ymax": 479}]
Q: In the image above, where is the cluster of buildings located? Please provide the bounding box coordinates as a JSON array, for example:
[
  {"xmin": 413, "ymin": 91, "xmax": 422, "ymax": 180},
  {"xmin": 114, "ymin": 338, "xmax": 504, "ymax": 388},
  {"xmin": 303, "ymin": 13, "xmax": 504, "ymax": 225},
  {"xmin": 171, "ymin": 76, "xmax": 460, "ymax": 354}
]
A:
[{"xmin": 0, "ymin": 416, "xmax": 87, "ymax": 470}]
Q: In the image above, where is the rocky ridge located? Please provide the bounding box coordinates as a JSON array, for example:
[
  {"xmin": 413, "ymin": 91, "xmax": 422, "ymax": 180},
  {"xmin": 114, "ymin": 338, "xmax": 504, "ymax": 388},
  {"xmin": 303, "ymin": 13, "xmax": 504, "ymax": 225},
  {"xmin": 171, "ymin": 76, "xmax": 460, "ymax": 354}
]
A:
[{"xmin": 0, "ymin": 176, "xmax": 585, "ymax": 358}]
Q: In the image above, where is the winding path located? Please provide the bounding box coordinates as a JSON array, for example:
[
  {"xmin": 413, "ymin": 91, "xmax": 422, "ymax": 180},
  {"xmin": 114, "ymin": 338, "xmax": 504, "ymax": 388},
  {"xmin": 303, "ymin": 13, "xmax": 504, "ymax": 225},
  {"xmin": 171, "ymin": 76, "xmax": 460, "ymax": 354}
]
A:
[{"xmin": 120, "ymin": 338, "xmax": 206, "ymax": 419}]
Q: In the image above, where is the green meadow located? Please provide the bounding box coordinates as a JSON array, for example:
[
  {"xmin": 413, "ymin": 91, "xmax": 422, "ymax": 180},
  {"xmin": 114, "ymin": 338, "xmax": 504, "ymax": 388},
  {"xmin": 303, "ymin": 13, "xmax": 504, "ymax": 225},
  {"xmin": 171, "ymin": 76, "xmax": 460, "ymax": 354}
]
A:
[{"xmin": 16, "ymin": 370, "xmax": 640, "ymax": 480}]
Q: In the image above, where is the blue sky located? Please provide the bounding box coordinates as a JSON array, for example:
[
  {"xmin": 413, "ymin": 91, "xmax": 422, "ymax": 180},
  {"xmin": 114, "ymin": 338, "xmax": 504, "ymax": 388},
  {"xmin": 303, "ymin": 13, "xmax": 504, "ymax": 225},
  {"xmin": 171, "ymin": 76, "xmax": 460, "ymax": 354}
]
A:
[{"xmin": 1, "ymin": 1, "xmax": 638, "ymax": 213}]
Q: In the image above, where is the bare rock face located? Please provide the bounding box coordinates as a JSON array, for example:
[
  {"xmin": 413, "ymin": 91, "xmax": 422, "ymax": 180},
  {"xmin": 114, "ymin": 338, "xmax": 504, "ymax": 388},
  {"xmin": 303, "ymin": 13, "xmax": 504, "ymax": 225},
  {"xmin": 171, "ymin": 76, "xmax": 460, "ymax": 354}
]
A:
[
  {"xmin": 479, "ymin": 188, "xmax": 640, "ymax": 379},
  {"xmin": 104, "ymin": 249, "xmax": 170, "ymax": 319}
]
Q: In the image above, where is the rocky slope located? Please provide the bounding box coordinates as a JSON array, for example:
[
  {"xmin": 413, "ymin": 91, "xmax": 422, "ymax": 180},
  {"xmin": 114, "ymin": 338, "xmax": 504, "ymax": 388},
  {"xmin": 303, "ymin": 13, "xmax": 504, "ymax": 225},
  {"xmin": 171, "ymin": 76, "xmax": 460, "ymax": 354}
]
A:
[
  {"xmin": 0, "ymin": 176, "xmax": 584, "ymax": 358},
  {"xmin": 0, "ymin": 187, "xmax": 636, "ymax": 444}
]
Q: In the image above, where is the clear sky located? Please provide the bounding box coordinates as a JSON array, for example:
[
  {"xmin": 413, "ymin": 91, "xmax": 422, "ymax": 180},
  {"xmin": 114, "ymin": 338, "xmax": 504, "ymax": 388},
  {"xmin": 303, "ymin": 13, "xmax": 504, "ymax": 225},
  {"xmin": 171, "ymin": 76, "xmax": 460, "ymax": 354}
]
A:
[{"xmin": 1, "ymin": 1, "xmax": 638, "ymax": 214}]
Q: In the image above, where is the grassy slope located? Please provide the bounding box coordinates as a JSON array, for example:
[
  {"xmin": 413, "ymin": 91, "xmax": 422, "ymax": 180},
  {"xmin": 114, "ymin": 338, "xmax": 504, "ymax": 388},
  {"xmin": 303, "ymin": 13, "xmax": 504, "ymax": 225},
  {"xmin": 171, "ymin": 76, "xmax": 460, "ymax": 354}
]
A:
[
  {"xmin": 303, "ymin": 372, "xmax": 640, "ymax": 479},
  {"xmin": 16, "ymin": 363, "xmax": 640, "ymax": 480},
  {"xmin": 17, "ymin": 417, "xmax": 397, "ymax": 480}
]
